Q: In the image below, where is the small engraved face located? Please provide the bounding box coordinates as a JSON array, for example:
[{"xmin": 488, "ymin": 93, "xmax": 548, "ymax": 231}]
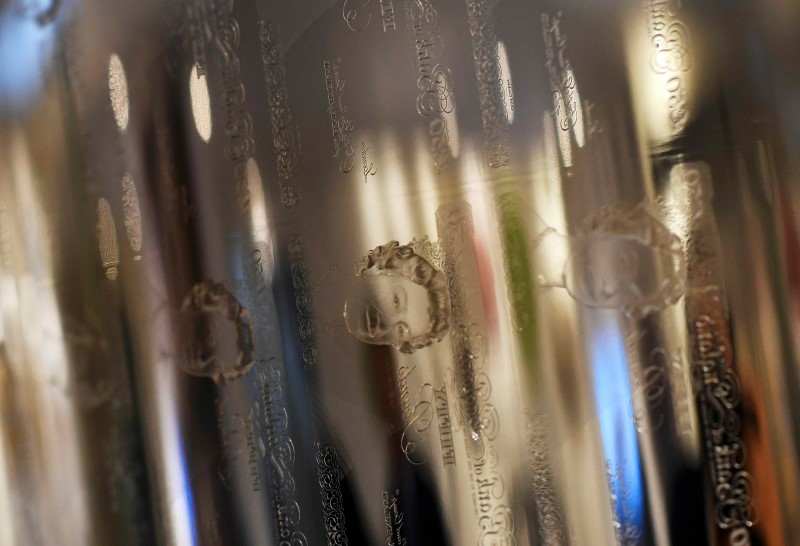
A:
[
  {"xmin": 564, "ymin": 204, "xmax": 686, "ymax": 318},
  {"xmin": 181, "ymin": 281, "xmax": 254, "ymax": 384},
  {"xmin": 343, "ymin": 241, "xmax": 451, "ymax": 354},
  {"xmin": 344, "ymin": 274, "xmax": 431, "ymax": 348}
]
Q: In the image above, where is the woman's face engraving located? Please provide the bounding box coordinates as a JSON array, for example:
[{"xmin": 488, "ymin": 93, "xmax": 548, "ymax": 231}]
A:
[
  {"xmin": 563, "ymin": 205, "xmax": 686, "ymax": 318},
  {"xmin": 343, "ymin": 241, "xmax": 451, "ymax": 353},
  {"xmin": 344, "ymin": 273, "xmax": 432, "ymax": 347}
]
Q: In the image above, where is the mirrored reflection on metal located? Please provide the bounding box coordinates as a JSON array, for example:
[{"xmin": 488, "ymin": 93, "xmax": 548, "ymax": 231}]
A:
[{"xmin": 0, "ymin": 0, "xmax": 799, "ymax": 545}]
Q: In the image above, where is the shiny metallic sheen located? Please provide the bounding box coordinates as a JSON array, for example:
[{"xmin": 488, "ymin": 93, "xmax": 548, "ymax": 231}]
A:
[{"xmin": 1, "ymin": 0, "xmax": 799, "ymax": 545}]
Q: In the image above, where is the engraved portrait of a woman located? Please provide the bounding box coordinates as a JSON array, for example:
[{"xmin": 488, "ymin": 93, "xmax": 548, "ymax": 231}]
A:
[
  {"xmin": 342, "ymin": 241, "xmax": 451, "ymax": 353},
  {"xmin": 536, "ymin": 203, "xmax": 686, "ymax": 318}
]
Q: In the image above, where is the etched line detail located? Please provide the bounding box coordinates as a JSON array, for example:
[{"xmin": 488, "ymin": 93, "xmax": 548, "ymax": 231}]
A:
[
  {"xmin": 463, "ymin": 0, "xmax": 510, "ymax": 167},
  {"xmin": 121, "ymin": 173, "xmax": 143, "ymax": 258},
  {"xmin": 524, "ymin": 412, "xmax": 567, "ymax": 546},
  {"xmin": 288, "ymin": 235, "xmax": 318, "ymax": 371},
  {"xmin": 256, "ymin": 359, "xmax": 309, "ymax": 545},
  {"xmin": 97, "ymin": 198, "xmax": 120, "ymax": 280},
  {"xmin": 259, "ymin": 21, "xmax": 302, "ymax": 208},
  {"xmin": 436, "ymin": 201, "xmax": 516, "ymax": 543},
  {"xmin": 541, "ymin": 12, "xmax": 586, "ymax": 169},
  {"xmin": 215, "ymin": 398, "xmax": 262, "ymax": 492},
  {"xmin": 321, "ymin": 58, "xmax": 372, "ymax": 178},
  {"xmin": 405, "ymin": 0, "xmax": 459, "ymax": 171},
  {"xmin": 315, "ymin": 443, "xmax": 349, "ymax": 546},
  {"xmin": 644, "ymin": 0, "xmax": 693, "ymax": 132},
  {"xmin": 606, "ymin": 461, "xmax": 642, "ymax": 545},
  {"xmin": 673, "ymin": 162, "xmax": 758, "ymax": 542},
  {"xmin": 382, "ymin": 489, "xmax": 408, "ymax": 546},
  {"xmin": 209, "ymin": 0, "xmax": 254, "ymax": 212}
]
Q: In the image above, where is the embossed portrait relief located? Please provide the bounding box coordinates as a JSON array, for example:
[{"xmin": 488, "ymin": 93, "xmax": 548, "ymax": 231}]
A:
[
  {"xmin": 535, "ymin": 203, "xmax": 686, "ymax": 318},
  {"xmin": 180, "ymin": 280, "xmax": 255, "ymax": 384},
  {"xmin": 343, "ymin": 241, "xmax": 451, "ymax": 353}
]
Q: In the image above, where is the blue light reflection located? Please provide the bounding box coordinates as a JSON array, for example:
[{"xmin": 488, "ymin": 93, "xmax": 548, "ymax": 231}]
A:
[
  {"xmin": 0, "ymin": 10, "xmax": 58, "ymax": 114},
  {"xmin": 177, "ymin": 439, "xmax": 199, "ymax": 546},
  {"xmin": 590, "ymin": 316, "xmax": 645, "ymax": 532}
]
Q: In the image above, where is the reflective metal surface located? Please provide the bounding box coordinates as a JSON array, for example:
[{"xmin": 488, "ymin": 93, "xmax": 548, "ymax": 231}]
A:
[{"xmin": 0, "ymin": 0, "xmax": 799, "ymax": 545}]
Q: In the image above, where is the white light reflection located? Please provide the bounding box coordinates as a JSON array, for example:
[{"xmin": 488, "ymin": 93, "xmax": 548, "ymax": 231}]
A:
[
  {"xmin": 358, "ymin": 140, "xmax": 390, "ymax": 248},
  {"xmin": 553, "ymin": 92, "xmax": 573, "ymax": 168},
  {"xmin": 622, "ymin": 13, "xmax": 695, "ymax": 143},
  {"xmin": 159, "ymin": 384, "xmax": 199, "ymax": 546},
  {"xmin": 189, "ymin": 67, "xmax": 212, "ymax": 143},
  {"xmin": 413, "ymin": 134, "xmax": 441, "ymax": 238},
  {"xmin": 246, "ymin": 158, "xmax": 274, "ymax": 282},
  {"xmin": 565, "ymin": 66, "xmax": 585, "ymax": 148},
  {"xmin": 460, "ymin": 156, "xmax": 521, "ymax": 540},
  {"xmin": 659, "ymin": 164, "xmax": 702, "ymax": 454},
  {"xmin": 443, "ymin": 106, "xmax": 461, "ymax": 159},
  {"xmin": 496, "ymin": 41, "xmax": 514, "ymax": 125},
  {"xmin": 542, "ymin": 111, "xmax": 563, "ymax": 219},
  {"xmin": 535, "ymin": 112, "xmax": 569, "ymax": 285},
  {"xmin": 461, "ymin": 141, "xmax": 487, "ymax": 197},
  {"xmin": 8, "ymin": 132, "xmax": 90, "ymax": 545},
  {"xmin": 381, "ymin": 131, "xmax": 416, "ymax": 242},
  {"xmin": 245, "ymin": 158, "xmax": 269, "ymax": 240},
  {"xmin": 108, "ymin": 54, "xmax": 129, "ymax": 134},
  {"xmin": 142, "ymin": 255, "xmax": 197, "ymax": 546},
  {"xmin": 358, "ymin": 131, "xmax": 420, "ymax": 249}
]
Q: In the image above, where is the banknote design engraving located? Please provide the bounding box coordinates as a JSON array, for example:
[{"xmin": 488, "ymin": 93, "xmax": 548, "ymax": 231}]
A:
[
  {"xmin": 437, "ymin": 201, "xmax": 517, "ymax": 545},
  {"xmin": 256, "ymin": 359, "xmax": 309, "ymax": 546},
  {"xmin": 315, "ymin": 443, "xmax": 349, "ymax": 546},
  {"xmin": 525, "ymin": 412, "xmax": 567, "ymax": 546},
  {"xmin": 672, "ymin": 163, "xmax": 758, "ymax": 543},
  {"xmin": 464, "ymin": 0, "xmax": 510, "ymax": 167},
  {"xmin": 344, "ymin": 240, "xmax": 451, "ymax": 353},
  {"xmin": 289, "ymin": 235, "xmax": 319, "ymax": 371},
  {"xmin": 644, "ymin": 0, "xmax": 692, "ymax": 131},
  {"xmin": 259, "ymin": 21, "xmax": 302, "ymax": 208}
]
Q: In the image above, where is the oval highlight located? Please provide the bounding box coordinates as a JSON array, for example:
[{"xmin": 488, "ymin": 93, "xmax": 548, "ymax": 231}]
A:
[
  {"xmin": 96, "ymin": 198, "xmax": 120, "ymax": 280},
  {"xmin": 108, "ymin": 53, "xmax": 130, "ymax": 134},
  {"xmin": 121, "ymin": 173, "xmax": 143, "ymax": 257},
  {"xmin": 189, "ymin": 66, "xmax": 212, "ymax": 143}
]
